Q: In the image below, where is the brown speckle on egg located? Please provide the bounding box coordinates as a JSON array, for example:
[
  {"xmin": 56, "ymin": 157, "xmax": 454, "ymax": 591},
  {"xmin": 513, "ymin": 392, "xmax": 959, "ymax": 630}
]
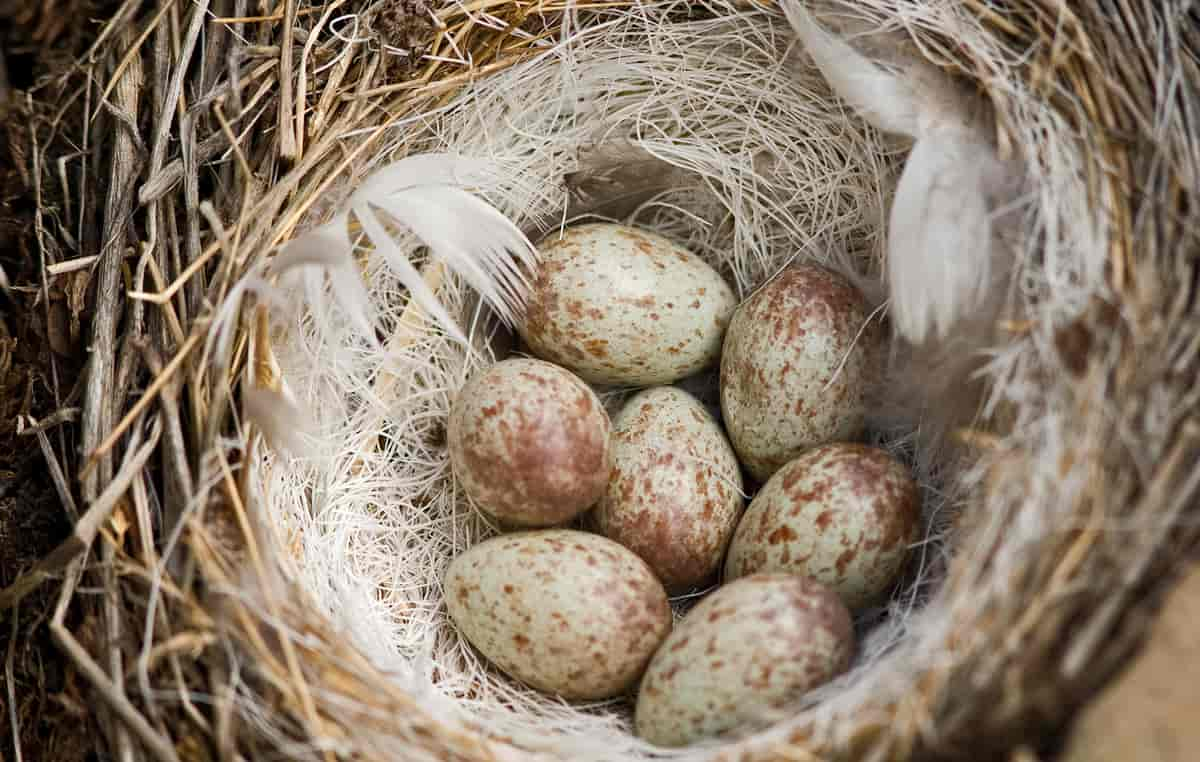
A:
[
  {"xmin": 634, "ymin": 573, "xmax": 854, "ymax": 747},
  {"xmin": 519, "ymin": 223, "xmax": 738, "ymax": 386},
  {"xmin": 724, "ymin": 443, "xmax": 921, "ymax": 612},
  {"xmin": 444, "ymin": 530, "xmax": 672, "ymax": 701},
  {"xmin": 447, "ymin": 358, "xmax": 611, "ymax": 527},
  {"xmin": 594, "ymin": 387, "xmax": 744, "ymax": 593},
  {"xmin": 720, "ymin": 265, "xmax": 882, "ymax": 483}
]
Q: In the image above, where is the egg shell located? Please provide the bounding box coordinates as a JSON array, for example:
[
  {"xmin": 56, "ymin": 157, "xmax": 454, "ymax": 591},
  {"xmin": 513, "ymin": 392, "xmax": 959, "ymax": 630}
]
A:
[
  {"xmin": 447, "ymin": 358, "xmax": 611, "ymax": 527},
  {"xmin": 444, "ymin": 530, "xmax": 672, "ymax": 700},
  {"xmin": 635, "ymin": 573, "xmax": 854, "ymax": 747},
  {"xmin": 719, "ymin": 264, "xmax": 881, "ymax": 483},
  {"xmin": 724, "ymin": 443, "xmax": 921, "ymax": 612},
  {"xmin": 594, "ymin": 386, "xmax": 744, "ymax": 593},
  {"xmin": 520, "ymin": 223, "xmax": 738, "ymax": 386}
]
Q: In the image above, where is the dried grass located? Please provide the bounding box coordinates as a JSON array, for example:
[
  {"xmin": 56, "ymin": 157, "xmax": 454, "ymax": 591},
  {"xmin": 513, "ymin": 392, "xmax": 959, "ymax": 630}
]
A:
[{"xmin": 1, "ymin": 1, "xmax": 1198, "ymax": 761}]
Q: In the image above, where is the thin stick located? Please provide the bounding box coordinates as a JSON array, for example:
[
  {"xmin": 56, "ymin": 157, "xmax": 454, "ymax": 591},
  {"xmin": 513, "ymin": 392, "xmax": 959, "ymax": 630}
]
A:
[
  {"xmin": 50, "ymin": 624, "xmax": 181, "ymax": 762},
  {"xmin": 140, "ymin": 130, "xmax": 240, "ymax": 206},
  {"xmin": 6, "ymin": 612, "xmax": 22, "ymax": 762},
  {"xmin": 209, "ymin": 7, "xmax": 325, "ymax": 24},
  {"xmin": 147, "ymin": 0, "xmax": 210, "ymax": 188},
  {"xmin": 278, "ymin": 0, "xmax": 298, "ymax": 160},
  {"xmin": 81, "ymin": 23, "xmax": 143, "ymax": 502},
  {"xmin": 138, "ymin": 342, "xmax": 195, "ymax": 539},
  {"xmin": 126, "ymin": 631, "xmax": 218, "ymax": 681},
  {"xmin": 142, "ymin": 254, "xmax": 187, "ymax": 345},
  {"xmin": 72, "ymin": 0, "xmax": 141, "ymax": 72},
  {"xmin": 217, "ymin": 456, "xmax": 330, "ymax": 758},
  {"xmin": 46, "ymin": 256, "xmax": 99, "ymax": 276},
  {"xmin": 34, "ymin": 426, "xmax": 80, "ymax": 523},
  {"xmin": 92, "ymin": 0, "xmax": 178, "ymax": 121},
  {"xmin": 18, "ymin": 407, "xmax": 81, "ymax": 435},
  {"xmin": 310, "ymin": 29, "xmax": 356, "ymax": 136},
  {"xmin": 294, "ymin": 0, "xmax": 348, "ymax": 158},
  {"xmin": 349, "ymin": 54, "xmax": 526, "ymax": 100},
  {"xmin": 128, "ymin": 241, "xmax": 221, "ymax": 304},
  {"xmin": 83, "ymin": 333, "xmax": 200, "ymax": 474},
  {"xmin": 213, "ymin": 104, "xmax": 254, "ymax": 183},
  {"xmin": 0, "ymin": 421, "xmax": 160, "ymax": 610}
]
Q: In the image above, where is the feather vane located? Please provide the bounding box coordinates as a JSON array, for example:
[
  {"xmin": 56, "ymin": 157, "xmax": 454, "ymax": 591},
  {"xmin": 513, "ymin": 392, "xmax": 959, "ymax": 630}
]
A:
[
  {"xmin": 271, "ymin": 153, "xmax": 538, "ymax": 348},
  {"xmin": 785, "ymin": 2, "xmax": 1018, "ymax": 344}
]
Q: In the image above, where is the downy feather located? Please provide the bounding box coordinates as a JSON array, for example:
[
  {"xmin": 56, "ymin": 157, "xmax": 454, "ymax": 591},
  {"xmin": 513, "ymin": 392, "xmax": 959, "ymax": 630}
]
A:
[
  {"xmin": 785, "ymin": 2, "xmax": 1016, "ymax": 345},
  {"xmin": 563, "ymin": 140, "xmax": 700, "ymax": 221},
  {"xmin": 782, "ymin": 4, "xmax": 921, "ymax": 137},
  {"xmin": 270, "ymin": 154, "xmax": 538, "ymax": 348},
  {"xmin": 204, "ymin": 270, "xmax": 280, "ymax": 372},
  {"xmin": 243, "ymin": 386, "xmax": 311, "ymax": 456},
  {"xmin": 888, "ymin": 134, "xmax": 995, "ymax": 342},
  {"xmin": 271, "ymin": 215, "xmax": 380, "ymax": 343}
]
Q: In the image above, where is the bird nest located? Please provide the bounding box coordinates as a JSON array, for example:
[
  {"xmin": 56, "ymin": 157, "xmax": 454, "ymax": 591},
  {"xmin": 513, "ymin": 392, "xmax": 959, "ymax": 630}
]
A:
[{"xmin": 3, "ymin": 1, "xmax": 1199, "ymax": 761}]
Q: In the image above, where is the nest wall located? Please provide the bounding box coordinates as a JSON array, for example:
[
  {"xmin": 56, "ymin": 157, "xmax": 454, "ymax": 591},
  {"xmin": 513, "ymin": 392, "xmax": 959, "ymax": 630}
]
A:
[{"xmin": 1, "ymin": 2, "xmax": 1198, "ymax": 762}]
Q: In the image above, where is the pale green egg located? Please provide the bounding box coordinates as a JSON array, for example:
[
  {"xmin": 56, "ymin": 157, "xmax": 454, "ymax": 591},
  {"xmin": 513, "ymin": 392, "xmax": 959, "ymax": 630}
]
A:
[
  {"xmin": 444, "ymin": 529, "xmax": 672, "ymax": 701},
  {"xmin": 520, "ymin": 223, "xmax": 737, "ymax": 387}
]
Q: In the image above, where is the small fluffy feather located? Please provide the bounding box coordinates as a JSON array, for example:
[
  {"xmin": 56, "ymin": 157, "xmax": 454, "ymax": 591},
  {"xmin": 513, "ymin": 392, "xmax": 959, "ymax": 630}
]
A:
[
  {"xmin": 270, "ymin": 154, "xmax": 538, "ymax": 348},
  {"xmin": 785, "ymin": 2, "xmax": 1021, "ymax": 344}
]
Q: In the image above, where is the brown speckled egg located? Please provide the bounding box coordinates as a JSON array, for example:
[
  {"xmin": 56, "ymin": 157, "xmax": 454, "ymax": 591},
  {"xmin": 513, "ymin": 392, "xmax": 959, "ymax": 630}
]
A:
[
  {"xmin": 444, "ymin": 530, "xmax": 672, "ymax": 700},
  {"xmin": 447, "ymin": 358, "xmax": 610, "ymax": 527},
  {"xmin": 519, "ymin": 223, "xmax": 738, "ymax": 386},
  {"xmin": 594, "ymin": 387, "xmax": 744, "ymax": 593},
  {"xmin": 635, "ymin": 573, "xmax": 854, "ymax": 747},
  {"xmin": 720, "ymin": 264, "xmax": 881, "ymax": 483},
  {"xmin": 724, "ymin": 443, "xmax": 921, "ymax": 612}
]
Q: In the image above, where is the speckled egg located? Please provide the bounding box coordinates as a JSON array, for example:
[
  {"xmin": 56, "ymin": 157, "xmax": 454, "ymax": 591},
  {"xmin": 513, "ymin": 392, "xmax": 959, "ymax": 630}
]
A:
[
  {"xmin": 724, "ymin": 443, "xmax": 921, "ymax": 612},
  {"xmin": 720, "ymin": 264, "xmax": 881, "ymax": 483},
  {"xmin": 519, "ymin": 223, "xmax": 738, "ymax": 386},
  {"xmin": 635, "ymin": 573, "xmax": 854, "ymax": 747},
  {"xmin": 594, "ymin": 387, "xmax": 744, "ymax": 593},
  {"xmin": 447, "ymin": 358, "xmax": 610, "ymax": 527},
  {"xmin": 444, "ymin": 530, "xmax": 672, "ymax": 700}
]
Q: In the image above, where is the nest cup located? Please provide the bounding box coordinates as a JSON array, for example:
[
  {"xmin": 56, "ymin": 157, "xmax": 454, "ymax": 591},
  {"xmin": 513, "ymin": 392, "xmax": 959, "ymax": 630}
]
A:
[{"xmin": 23, "ymin": 1, "xmax": 1200, "ymax": 761}]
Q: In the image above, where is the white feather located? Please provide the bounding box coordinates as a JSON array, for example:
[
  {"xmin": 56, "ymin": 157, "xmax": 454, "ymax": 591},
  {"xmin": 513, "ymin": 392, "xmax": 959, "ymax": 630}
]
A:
[
  {"xmin": 888, "ymin": 133, "xmax": 995, "ymax": 343},
  {"xmin": 271, "ymin": 213, "xmax": 381, "ymax": 344},
  {"xmin": 785, "ymin": 1, "xmax": 1016, "ymax": 344},
  {"xmin": 353, "ymin": 202, "xmax": 472, "ymax": 348},
  {"xmin": 782, "ymin": 3, "xmax": 921, "ymax": 137},
  {"xmin": 272, "ymin": 154, "xmax": 538, "ymax": 348},
  {"xmin": 243, "ymin": 386, "xmax": 311, "ymax": 455},
  {"xmin": 369, "ymin": 187, "xmax": 538, "ymax": 326},
  {"xmin": 204, "ymin": 270, "xmax": 280, "ymax": 372}
]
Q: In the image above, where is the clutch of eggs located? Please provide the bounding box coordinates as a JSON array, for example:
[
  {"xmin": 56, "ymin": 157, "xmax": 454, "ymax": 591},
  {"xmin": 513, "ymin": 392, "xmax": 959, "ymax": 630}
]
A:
[{"xmin": 443, "ymin": 222, "xmax": 921, "ymax": 746}]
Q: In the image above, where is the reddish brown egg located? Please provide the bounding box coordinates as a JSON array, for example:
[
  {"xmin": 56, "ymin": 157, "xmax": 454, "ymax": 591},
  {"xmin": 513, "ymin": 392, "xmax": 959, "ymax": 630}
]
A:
[
  {"xmin": 447, "ymin": 358, "xmax": 610, "ymax": 526},
  {"xmin": 724, "ymin": 443, "xmax": 921, "ymax": 612},
  {"xmin": 594, "ymin": 386, "xmax": 744, "ymax": 593}
]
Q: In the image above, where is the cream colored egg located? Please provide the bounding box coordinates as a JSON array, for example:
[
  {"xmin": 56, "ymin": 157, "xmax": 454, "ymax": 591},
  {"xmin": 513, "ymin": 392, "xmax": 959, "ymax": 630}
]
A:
[
  {"xmin": 719, "ymin": 264, "xmax": 881, "ymax": 483},
  {"xmin": 519, "ymin": 223, "xmax": 738, "ymax": 386},
  {"xmin": 444, "ymin": 530, "xmax": 672, "ymax": 700},
  {"xmin": 635, "ymin": 573, "xmax": 854, "ymax": 747},
  {"xmin": 594, "ymin": 386, "xmax": 744, "ymax": 593},
  {"xmin": 447, "ymin": 358, "xmax": 610, "ymax": 527},
  {"xmin": 724, "ymin": 443, "xmax": 921, "ymax": 612}
]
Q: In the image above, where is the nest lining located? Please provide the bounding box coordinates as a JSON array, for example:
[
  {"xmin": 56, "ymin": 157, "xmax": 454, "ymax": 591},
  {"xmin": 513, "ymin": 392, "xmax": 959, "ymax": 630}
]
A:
[
  {"xmin": 245, "ymin": 0, "xmax": 1103, "ymax": 758},
  {"xmin": 257, "ymin": 5, "xmax": 920, "ymax": 755}
]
